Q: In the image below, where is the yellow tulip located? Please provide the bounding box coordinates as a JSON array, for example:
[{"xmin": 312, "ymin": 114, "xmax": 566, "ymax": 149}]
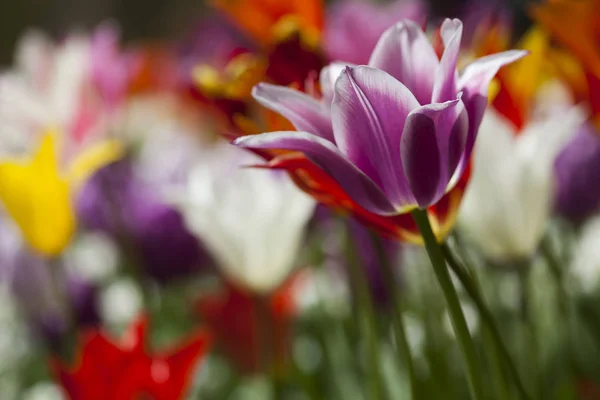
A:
[
  {"xmin": 0, "ymin": 131, "xmax": 124, "ymax": 257},
  {"xmin": 0, "ymin": 133, "xmax": 75, "ymax": 257}
]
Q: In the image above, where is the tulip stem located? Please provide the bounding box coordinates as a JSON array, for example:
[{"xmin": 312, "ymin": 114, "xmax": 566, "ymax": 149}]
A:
[
  {"xmin": 442, "ymin": 243, "xmax": 533, "ymax": 400},
  {"xmin": 344, "ymin": 220, "xmax": 384, "ymax": 400},
  {"xmin": 410, "ymin": 209, "xmax": 484, "ymax": 400},
  {"xmin": 370, "ymin": 232, "xmax": 418, "ymax": 400}
]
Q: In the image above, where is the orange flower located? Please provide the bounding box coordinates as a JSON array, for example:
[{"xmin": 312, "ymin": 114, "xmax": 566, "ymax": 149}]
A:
[
  {"xmin": 531, "ymin": 0, "xmax": 600, "ymax": 79},
  {"xmin": 532, "ymin": 0, "xmax": 600, "ymax": 127},
  {"xmin": 477, "ymin": 26, "xmax": 549, "ymax": 131},
  {"xmin": 212, "ymin": 0, "xmax": 323, "ymax": 45}
]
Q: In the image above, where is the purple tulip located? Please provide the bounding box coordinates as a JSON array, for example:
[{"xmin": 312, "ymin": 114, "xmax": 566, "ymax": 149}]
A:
[
  {"xmin": 554, "ymin": 122, "xmax": 600, "ymax": 223},
  {"xmin": 235, "ymin": 19, "xmax": 526, "ymax": 215},
  {"xmin": 324, "ymin": 0, "xmax": 425, "ymax": 65},
  {"xmin": 76, "ymin": 159, "xmax": 212, "ymax": 283}
]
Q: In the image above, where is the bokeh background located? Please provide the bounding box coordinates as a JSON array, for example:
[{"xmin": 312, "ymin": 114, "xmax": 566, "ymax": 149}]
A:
[{"xmin": 0, "ymin": 0, "xmax": 532, "ymax": 65}]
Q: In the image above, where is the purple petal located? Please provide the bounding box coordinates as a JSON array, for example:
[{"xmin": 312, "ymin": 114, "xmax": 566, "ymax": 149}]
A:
[
  {"xmin": 432, "ymin": 19, "xmax": 463, "ymax": 103},
  {"xmin": 554, "ymin": 122, "xmax": 600, "ymax": 223},
  {"xmin": 234, "ymin": 131, "xmax": 397, "ymax": 215},
  {"xmin": 400, "ymin": 99, "xmax": 461, "ymax": 207},
  {"xmin": 332, "ymin": 66, "xmax": 420, "ymax": 208},
  {"xmin": 252, "ymin": 83, "xmax": 335, "ymax": 142},
  {"xmin": 455, "ymin": 50, "xmax": 528, "ymax": 177},
  {"xmin": 368, "ymin": 20, "xmax": 439, "ymax": 105}
]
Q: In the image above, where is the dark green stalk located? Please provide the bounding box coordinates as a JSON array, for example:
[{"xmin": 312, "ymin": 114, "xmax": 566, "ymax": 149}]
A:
[{"xmin": 411, "ymin": 209, "xmax": 484, "ymax": 400}]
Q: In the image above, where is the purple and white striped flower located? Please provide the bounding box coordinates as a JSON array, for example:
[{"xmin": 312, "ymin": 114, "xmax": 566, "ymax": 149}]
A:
[{"xmin": 235, "ymin": 19, "xmax": 526, "ymax": 216}]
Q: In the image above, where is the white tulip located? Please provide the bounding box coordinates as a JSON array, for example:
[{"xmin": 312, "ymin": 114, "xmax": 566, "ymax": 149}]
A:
[
  {"xmin": 458, "ymin": 103, "xmax": 585, "ymax": 263},
  {"xmin": 175, "ymin": 142, "xmax": 316, "ymax": 294}
]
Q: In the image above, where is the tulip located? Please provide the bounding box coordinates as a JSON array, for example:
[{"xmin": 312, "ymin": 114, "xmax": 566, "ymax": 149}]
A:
[
  {"xmin": 235, "ymin": 19, "xmax": 526, "ymax": 215},
  {"xmin": 459, "ymin": 105, "xmax": 585, "ymax": 263},
  {"xmin": 52, "ymin": 317, "xmax": 212, "ymax": 400},
  {"xmin": 174, "ymin": 141, "xmax": 316, "ymax": 294}
]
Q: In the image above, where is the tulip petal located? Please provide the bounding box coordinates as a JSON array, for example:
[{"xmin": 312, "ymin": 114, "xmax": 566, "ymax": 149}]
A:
[
  {"xmin": 235, "ymin": 131, "xmax": 397, "ymax": 215},
  {"xmin": 401, "ymin": 99, "xmax": 461, "ymax": 207},
  {"xmin": 368, "ymin": 20, "xmax": 439, "ymax": 105},
  {"xmin": 319, "ymin": 62, "xmax": 350, "ymax": 106},
  {"xmin": 455, "ymin": 50, "xmax": 528, "ymax": 180},
  {"xmin": 332, "ymin": 66, "xmax": 420, "ymax": 208},
  {"xmin": 458, "ymin": 50, "xmax": 529, "ymax": 99},
  {"xmin": 0, "ymin": 133, "xmax": 75, "ymax": 256},
  {"xmin": 432, "ymin": 19, "xmax": 463, "ymax": 103},
  {"xmin": 252, "ymin": 83, "xmax": 334, "ymax": 142}
]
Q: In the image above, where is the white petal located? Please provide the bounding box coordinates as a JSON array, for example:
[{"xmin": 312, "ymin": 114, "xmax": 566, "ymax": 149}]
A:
[{"xmin": 176, "ymin": 142, "xmax": 316, "ymax": 293}]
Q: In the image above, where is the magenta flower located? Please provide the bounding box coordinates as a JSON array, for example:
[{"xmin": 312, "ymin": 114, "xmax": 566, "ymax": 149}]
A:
[{"xmin": 235, "ymin": 19, "xmax": 526, "ymax": 215}]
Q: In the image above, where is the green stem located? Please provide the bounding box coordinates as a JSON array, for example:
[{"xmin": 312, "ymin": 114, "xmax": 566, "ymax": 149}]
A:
[
  {"xmin": 516, "ymin": 265, "xmax": 539, "ymax": 399},
  {"xmin": 483, "ymin": 326, "xmax": 511, "ymax": 400},
  {"xmin": 442, "ymin": 243, "xmax": 532, "ymax": 400},
  {"xmin": 370, "ymin": 232, "xmax": 418, "ymax": 400},
  {"xmin": 411, "ymin": 209, "xmax": 484, "ymax": 400},
  {"xmin": 344, "ymin": 221, "xmax": 384, "ymax": 400},
  {"xmin": 539, "ymin": 237, "xmax": 569, "ymax": 317}
]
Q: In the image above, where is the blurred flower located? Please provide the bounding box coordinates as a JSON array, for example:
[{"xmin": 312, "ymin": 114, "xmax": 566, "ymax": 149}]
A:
[
  {"xmin": 531, "ymin": 0, "xmax": 600, "ymax": 82},
  {"xmin": 458, "ymin": 105, "xmax": 585, "ymax": 263},
  {"xmin": 90, "ymin": 22, "xmax": 142, "ymax": 108},
  {"xmin": 487, "ymin": 27, "xmax": 549, "ymax": 132},
  {"xmin": 0, "ymin": 216, "xmax": 100, "ymax": 347},
  {"xmin": 191, "ymin": 0, "xmax": 326, "ymax": 132},
  {"xmin": 459, "ymin": 25, "xmax": 586, "ymax": 263},
  {"xmin": 211, "ymin": 0, "xmax": 323, "ymax": 46},
  {"xmin": 0, "ymin": 134, "xmax": 75, "ymax": 256},
  {"xmin": 324, "ymin": 0, "xmax": 425, "ymax": 65},
  {"xmin": 236, "ymin": 19, "xmax": 524, "ymax": 240},
  {"xmin": 532, "ymin": 0, "xmax": 600, "ymax": 128},
  {"xmin": 175, "ymin": 142, "xmax": 315, "ymax": 294},
  {"xmin": 0, "ymin": 27, "xmax": 131, "ymax": 256},
  {"xmin": 77, "ymin": 158, "xmax": 211, "ymax": 284},
  {"xmin": 52, "ymin": 317, "xmax": 212, "ymax": 400},
  {"xmin": 570, "ymin": 216, "xmax": 600, "ymax": 294},
  {"xmin": 554, "ymin": 122, "xmax": 600, "ymax": 223},
  {"xmin": 196, "ymin": 280, "xmax": 297, "ymax": 374}
]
